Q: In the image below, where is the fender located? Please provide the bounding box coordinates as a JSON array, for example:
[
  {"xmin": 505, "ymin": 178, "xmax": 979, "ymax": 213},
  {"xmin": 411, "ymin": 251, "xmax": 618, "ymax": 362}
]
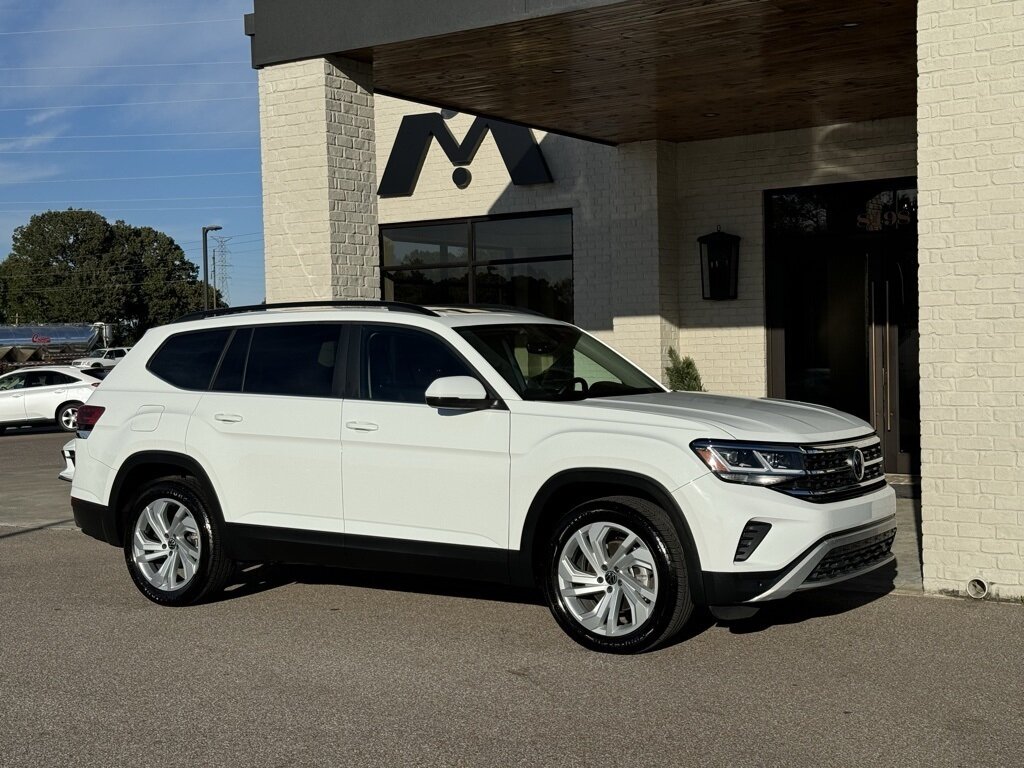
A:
[
  {"xmin": 512, "ymin": 468, "xmax": 706, "ymax": 603},
  {"xmin": 108, "ymin": 450, "xmax": 224, "ymax": 540}
]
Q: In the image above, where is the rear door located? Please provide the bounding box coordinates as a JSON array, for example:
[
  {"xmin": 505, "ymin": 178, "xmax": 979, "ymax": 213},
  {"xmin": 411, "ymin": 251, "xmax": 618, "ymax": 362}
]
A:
[
  {"xmin": 188, "ymin": 323, "xmax": 347, "ymax": 533},
  {"xmin": 21, "ymin": 370, "xmax": 63, "ymax": 420},
  {"xmin": 340, "ymin": 323, "xmax": 511, "ymax": 550}
]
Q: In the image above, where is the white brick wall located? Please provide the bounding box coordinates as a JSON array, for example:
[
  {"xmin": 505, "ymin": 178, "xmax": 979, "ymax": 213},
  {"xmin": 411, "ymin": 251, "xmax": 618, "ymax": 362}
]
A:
[
  {"xmin": 674, "ymin": 118, "xmax": 917, "ymax": 396},
  {"xmin": 917, "ymin": 0, "xmax": 1024, "ymax": 600},
  {"xmin": 259, "ymin": 58, "xmax": 377, "ymax": 302}
]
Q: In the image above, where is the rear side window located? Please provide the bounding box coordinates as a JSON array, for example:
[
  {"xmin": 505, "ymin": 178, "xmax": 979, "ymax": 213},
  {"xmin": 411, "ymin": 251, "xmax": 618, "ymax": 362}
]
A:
[
  {"xmin": 148, "ymin": 329, "xmax": 231, "ymax": 390},
  {"xmin": 243, "ymin": 324, "xmax": 340, "ymax": 398}
]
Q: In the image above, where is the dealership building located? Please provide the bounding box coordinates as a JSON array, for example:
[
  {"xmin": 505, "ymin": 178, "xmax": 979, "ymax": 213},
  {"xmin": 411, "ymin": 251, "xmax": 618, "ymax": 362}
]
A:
[{"xmin": 244, "ymin": 0, "xmax": 1024, "ymax": 599}]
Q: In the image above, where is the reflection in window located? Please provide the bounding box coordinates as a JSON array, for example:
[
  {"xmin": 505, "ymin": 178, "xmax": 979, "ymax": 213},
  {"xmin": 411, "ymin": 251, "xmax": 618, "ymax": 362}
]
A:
[
  {"xmin": 380, "ymin": 212, "xmax": 572, "ymax": 320},
  {"xmin": 382, "ymin": 222, "xmax": 469, "ymax": 268}
]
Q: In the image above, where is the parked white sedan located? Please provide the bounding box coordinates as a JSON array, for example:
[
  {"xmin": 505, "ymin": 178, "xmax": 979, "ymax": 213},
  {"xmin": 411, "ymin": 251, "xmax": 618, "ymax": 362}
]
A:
[{"xmin": 0, "ymin": 366, "xmax": 100, "ymax": 433}]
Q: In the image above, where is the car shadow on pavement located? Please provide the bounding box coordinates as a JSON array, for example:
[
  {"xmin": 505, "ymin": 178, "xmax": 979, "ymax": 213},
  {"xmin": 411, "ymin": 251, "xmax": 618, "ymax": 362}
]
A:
[
  {"xmin": 0, "ymin": 519, "xmax": 75, "ymax": 539},
  {"xmin": 212, "ymin": 561, "xmax": 898, "ymax": 643},
  {"xmin": 715, "ymin": 564, "xmax": 897, "ymax": 636},
  {"xmin": 214, "ymin": 561, "xmax": 545, "ymax": 607}
]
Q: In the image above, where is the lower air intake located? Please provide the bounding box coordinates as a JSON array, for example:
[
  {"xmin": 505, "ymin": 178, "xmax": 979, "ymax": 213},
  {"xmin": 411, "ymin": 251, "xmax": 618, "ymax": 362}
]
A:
[
  {"xmin": 734, "ymin": 521, "xmax": 772, "ymax": 562},
  {"xmin": 805, "ymin": 528, "xmax": 897, "ymax": 583}
]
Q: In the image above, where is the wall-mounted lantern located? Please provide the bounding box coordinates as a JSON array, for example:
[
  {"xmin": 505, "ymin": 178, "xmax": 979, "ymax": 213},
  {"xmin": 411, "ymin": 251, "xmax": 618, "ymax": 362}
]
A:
[{"xmin": 698, "ymin": 226, "xmax": 740, "ymax": 300}]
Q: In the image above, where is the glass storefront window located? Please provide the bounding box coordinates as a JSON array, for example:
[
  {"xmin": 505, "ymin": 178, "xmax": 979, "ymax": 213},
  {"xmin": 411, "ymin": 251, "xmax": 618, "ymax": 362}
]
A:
[
  {"xmin": 380, "ymin": 212, "xmax": 572, "ymax": 320},
  {"xmin": 382, "ymin": 223, "xmax": 469, "ymax": 267}
]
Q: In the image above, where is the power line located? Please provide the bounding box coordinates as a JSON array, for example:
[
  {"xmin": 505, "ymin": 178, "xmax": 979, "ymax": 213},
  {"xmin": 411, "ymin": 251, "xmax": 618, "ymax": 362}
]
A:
[
  {"xmin": 0, "ymin": 19, "xmax": 239, "ymax": 36},
  {"xmin": 0, "ymin": 62, "xmax": 249, "ymax": 71},
  {"xmin": 0, "ymin": 147, "xmax": 258, "ymax": 154},
  {"xmin": 0, "ymin": 171, "xmax": 259, "ymax": 185},
  {"xmin": 0, "ymin": 81, "xmax": 255, "ymax": 88},
  {"xmin": 0, "ymin": 206, "xmax": 261, "ymax": 213},
  {"xmin": 0, "ymin": 130, "xmax": 258, "ymax": 140},
  {"xmin": 0, "ymin": 195, "xmax": 259, "ymax": 204},
  {"xmin": 0, "ymin": 96, "xmax": 256, "ymax": 112}
]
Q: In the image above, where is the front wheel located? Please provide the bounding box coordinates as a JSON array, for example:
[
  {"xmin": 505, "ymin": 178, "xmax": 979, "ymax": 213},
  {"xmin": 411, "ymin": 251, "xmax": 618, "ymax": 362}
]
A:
[
  {"xmin": 542, "ymin": 496, "xmax": 693, "ymax": 653},
  {"xmin": 123, "ymin": 478, "xmax": 233, "ymax": 606}
]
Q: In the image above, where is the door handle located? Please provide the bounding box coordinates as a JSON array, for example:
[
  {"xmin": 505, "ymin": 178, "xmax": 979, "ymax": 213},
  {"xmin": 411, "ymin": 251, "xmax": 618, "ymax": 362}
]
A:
[
  {"xmin": 345, "ymin": 421, "xmax": 379, "ymax": 432},
  {"xmin": 214, "ymin": 413, "xmax": 243, "ymax": 423}
]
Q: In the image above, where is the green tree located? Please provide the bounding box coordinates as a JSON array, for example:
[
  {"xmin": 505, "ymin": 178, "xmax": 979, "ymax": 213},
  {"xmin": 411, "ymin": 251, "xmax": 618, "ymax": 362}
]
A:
[
  {"xmin": 0, "ymin": 209, "xmax": 223, "ymax": 342},
  {"xmin": 665, "ymin": 347, "xmax": 705, "ymax": 392}
]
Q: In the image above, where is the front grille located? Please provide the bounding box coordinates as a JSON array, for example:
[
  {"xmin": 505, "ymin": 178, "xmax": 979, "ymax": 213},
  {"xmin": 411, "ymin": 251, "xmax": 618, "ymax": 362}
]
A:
[
  {"xmin": 805, "ymin": 528, "xmax": 896, "ymax": 583},
  {"xmin": 775, "ymin": 435, "xmax": 886, "ymax": 503}
]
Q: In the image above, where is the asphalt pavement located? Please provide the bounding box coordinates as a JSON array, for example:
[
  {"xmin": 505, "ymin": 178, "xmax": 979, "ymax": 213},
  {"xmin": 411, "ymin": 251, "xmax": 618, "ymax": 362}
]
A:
[{"xmin": 1, "ymin": 430, "xmax": 1022, "ymax": 767}]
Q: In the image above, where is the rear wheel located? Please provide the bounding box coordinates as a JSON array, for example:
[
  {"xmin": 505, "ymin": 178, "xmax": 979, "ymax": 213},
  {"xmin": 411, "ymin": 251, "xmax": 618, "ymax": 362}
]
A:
[
  {"xmin": 542, "ymin": 495, "xmax": 693, "ymax": 653},
  {"xmin": 123, "ymin": 478, "xmax": 233, "ymax": 606},
  {"xmin": 55, "ymin": 401, "xmax": 82, "ymax": 432}
]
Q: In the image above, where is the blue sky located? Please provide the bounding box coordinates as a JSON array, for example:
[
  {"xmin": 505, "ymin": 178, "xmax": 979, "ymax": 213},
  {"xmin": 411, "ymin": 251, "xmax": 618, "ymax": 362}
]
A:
[{"xmin": 0, "ymin": 0, "xmax": 264, "ymax": 305}]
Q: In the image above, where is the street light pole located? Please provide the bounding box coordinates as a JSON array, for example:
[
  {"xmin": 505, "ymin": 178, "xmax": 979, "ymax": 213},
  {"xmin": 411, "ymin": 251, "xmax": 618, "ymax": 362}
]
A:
[{"xmin": 201, "ymin": 225, "xmax": 222, "ymax": 311}]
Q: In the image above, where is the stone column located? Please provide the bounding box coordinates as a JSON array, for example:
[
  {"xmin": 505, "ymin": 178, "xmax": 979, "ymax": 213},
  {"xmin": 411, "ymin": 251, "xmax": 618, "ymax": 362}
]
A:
[
  {"xmin": 917, "ymin": 0, "xmax": 1024, "ymax": 599},
  {"xmin": 259, "ymin": 57, "xmax": 379, "ymax": 302}
]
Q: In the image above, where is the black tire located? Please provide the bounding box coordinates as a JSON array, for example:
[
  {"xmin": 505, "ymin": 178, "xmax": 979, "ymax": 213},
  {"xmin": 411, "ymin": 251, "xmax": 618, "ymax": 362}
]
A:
[
  {"xmin": 542, "ymin": 495, "xmax": 694, "ymax": 653},
  {"xmin": 123, "ymin": 477, "xmax": 234, "ymax": 606},
  {"xmin": 55, "ymin": 401, "xmax": 82, "ymax": 432}
]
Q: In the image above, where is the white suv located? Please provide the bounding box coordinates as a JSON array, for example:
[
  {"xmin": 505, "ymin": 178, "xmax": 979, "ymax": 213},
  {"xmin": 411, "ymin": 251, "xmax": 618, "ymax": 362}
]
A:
[
  {"xmin": 69, "ymin": 302, "xmax": 896, "ymax": 653},
  {"xmin": 72, "ymin": 347, "xmax": 131, "ymax": 369}
]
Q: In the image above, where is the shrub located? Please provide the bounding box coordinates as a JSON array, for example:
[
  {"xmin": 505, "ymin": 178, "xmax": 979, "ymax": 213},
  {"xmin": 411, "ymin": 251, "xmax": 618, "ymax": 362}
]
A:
[{"xmin": 665, "ymin": 347, "xmax": 705, "ymax": 392}]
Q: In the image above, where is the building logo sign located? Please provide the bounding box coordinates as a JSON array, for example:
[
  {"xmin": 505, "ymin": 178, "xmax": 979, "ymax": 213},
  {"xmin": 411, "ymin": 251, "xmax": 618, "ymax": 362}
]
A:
[{"xmin": 378, "ymin": 112, "xmax": 552, "ymax": 198}]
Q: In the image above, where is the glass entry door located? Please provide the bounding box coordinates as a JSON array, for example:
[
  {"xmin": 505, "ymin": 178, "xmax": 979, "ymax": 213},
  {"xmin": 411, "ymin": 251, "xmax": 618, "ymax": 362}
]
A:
[{"xmin": 766, "ymin": 179, "xmax": 918, "ymax": 475}]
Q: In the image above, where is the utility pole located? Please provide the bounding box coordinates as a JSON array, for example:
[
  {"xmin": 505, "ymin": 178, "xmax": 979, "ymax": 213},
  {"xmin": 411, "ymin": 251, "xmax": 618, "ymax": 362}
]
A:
[{"xmin": 201, "ymin": 225, "xmax": 222, "ymax": 311}]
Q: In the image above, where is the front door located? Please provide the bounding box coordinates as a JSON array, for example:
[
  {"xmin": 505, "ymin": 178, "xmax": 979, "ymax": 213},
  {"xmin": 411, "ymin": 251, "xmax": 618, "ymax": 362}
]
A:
[
  {"xmin": 341, "ymin": 324, "xmax": 511, "ymax": 550},
  {"xmin": 766, "ymin": 179, "xmax": 919, "ymax": 475}
]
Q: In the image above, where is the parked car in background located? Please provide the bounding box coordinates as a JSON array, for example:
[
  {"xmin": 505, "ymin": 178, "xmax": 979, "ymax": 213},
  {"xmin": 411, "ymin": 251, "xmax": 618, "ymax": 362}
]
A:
[
  {"xmin": 0, "ymin": 365, "xmax": 99, "ymax": 432},
  {"xmin": 71, "ymin": 347, "xmax": 131, "ymax": 369}
]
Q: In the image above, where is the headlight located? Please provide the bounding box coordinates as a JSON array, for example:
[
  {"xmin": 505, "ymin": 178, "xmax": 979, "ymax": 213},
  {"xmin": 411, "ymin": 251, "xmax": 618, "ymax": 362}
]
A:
[{"xmin": 690, "ymin": 439, "xmax": 806, "ymax": 486}]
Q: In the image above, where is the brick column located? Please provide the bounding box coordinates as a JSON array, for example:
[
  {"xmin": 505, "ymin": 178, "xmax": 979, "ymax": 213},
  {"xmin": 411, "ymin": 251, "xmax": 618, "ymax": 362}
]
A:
[
  {"xmin": 259, "ymin": 57, "xmax": 379, "ymax": 302},
  {"xmin": 917, "ymin": 0, "xmax": 1024, "ymax": 599},
  {"xmin": 576, "ymin": 140, "xmax": 680, "ymax": 381}
]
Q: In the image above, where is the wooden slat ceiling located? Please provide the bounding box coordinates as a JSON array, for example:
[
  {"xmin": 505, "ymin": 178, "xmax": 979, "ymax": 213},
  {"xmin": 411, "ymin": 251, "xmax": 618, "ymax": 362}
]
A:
[{"xmin": 359, "ymin": 0, "xmax": 916, "ymax": 144}]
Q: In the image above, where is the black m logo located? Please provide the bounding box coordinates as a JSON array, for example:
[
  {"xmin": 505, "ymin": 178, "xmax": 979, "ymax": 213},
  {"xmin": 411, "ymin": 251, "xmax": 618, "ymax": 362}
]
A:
[{"xmin": 378, "ymin": 113, "xmax": 553, "ymax": 198}]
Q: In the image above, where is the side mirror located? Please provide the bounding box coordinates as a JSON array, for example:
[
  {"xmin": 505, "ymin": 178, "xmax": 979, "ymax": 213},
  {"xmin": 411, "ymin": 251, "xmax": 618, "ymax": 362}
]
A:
[{"xmin": 425, "ymin": 376, "xmax": 493, "ymax": 410}]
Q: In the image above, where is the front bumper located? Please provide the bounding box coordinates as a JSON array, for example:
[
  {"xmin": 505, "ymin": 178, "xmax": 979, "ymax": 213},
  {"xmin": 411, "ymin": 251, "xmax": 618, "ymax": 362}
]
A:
[{"xmin": 701, "ymin": 515, "xmax": 897, "ymax": 604}]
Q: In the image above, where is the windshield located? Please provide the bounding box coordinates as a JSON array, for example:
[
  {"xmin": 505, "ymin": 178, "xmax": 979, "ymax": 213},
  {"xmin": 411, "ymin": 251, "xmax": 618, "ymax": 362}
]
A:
[{"xmin": 457, "ymin": 324, "xmax": 662, "ymax": 401}]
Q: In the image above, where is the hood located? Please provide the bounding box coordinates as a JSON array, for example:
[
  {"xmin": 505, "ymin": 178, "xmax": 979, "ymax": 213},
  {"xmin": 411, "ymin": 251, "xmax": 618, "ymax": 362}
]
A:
[{"xmin": 574, "ymin": 392, "xmax": 874, "ymax": 444}]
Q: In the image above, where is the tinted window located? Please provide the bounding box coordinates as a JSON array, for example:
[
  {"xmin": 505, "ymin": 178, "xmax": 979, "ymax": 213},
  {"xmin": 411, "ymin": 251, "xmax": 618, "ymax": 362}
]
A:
[
  {"xmin": 0, "ymin": 372, "xmax": 27, "ymax": 391},
  {"xmin": 243, "ymin": 324, "xmax": 339, "ymax": 398},
  {"xmin": 47, "ymin": 372, "xmax": 79, "ymax": 385},
  {"xmin": 23, "ymin": 371, "xmax": 51, "ymax": 388},
  {"xmin": 364, "ymin": 327, "xmax": 472, "ymax": 404},
  {"xmin": 148, "ymin": 329, "xmax": 231, "ymax": 390},
  {"xmin": 212, "ymin": 328, "xmax": 252, "ymax": 393}
]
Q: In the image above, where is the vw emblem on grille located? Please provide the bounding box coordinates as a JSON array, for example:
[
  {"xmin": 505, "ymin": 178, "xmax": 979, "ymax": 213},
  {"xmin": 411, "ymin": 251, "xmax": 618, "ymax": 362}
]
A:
[{"xmin": 850, "ymin": 449, "xmax": 866, "ymax": 481}]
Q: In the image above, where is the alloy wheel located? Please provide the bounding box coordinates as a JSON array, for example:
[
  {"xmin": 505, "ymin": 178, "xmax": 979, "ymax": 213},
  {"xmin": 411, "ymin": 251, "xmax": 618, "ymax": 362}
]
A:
[
  {"xmin": 556, "ymin": 521, "xmax": 659, "ymax": 637},
  {"xmin": 131, "ymin": 498, "xmax": 202, "ymax": 591}
]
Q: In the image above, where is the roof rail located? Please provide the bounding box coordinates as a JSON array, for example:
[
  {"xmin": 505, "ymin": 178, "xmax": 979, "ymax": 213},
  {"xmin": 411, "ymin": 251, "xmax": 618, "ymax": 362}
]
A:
[
  {"xmin": 429, "ymin": 303, "xmax": 548, "ymax": 317},
  {"xmin": 173, "ymin": 300, "xmax": 439, "ymax": 324}
]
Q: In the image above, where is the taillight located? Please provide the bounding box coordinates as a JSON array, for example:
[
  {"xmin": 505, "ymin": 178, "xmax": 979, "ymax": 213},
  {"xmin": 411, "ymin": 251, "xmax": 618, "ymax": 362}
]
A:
[{"xmin": 76, "ymin": 404, "xmax": 105, "ymax": 434}]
